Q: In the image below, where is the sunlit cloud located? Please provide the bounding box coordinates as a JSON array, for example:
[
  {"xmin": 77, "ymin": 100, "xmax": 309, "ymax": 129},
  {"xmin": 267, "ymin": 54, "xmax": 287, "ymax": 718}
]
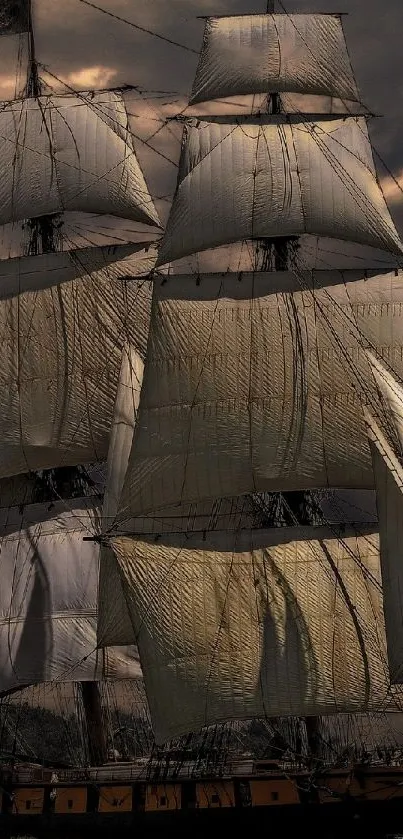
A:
[
  {"xmin": 65, "ymin": 65, "xmax": 118, "ymax": 90},
  {"xmin": 380, "ymin": 170, "xmax": 403, "ymax": 206},
  {"xmin": 0, "ymin": 65, "xmax": 118, "ymax": 99}
]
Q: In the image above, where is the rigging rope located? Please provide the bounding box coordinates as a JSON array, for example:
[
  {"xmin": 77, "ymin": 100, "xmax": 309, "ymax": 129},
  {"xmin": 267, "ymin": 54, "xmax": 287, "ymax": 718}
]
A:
[{"xmin": 77, "ymin": 0, "xmax": 198, "ymax": 55}]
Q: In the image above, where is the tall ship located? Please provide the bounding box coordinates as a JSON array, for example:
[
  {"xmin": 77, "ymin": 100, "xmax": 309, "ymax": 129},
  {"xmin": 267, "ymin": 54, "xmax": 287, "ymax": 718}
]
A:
[{"xmin": 1, "ymin": 0, "xmax": 403, "ymax": 836}]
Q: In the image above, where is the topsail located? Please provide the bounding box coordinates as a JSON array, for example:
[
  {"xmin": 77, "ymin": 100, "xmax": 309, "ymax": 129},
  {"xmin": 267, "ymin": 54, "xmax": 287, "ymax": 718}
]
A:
[
  {"xmin": 0, "ymin": 92, "xmax": 160, "ymax": 228},
  {"xmin": 157, "ymin": 116, "xmax": 402, "ymax": 266},
  {"xmin": 115, "ymin": 270, "xmax": 403, "ymax": 521}
]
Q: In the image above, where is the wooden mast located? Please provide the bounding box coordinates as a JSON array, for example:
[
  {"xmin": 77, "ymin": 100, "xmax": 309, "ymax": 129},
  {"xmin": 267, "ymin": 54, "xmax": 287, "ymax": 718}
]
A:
[
  {"xmin": 263, "ymin": 0, "xmax": 321, "ymax": 764},
  {"xmin": 80, "ymin": 682, "xmax": 108, "ymax": 767},
  {"xmin": 25, "ymin": 0, "xmax": 108, "ymax": 768}
]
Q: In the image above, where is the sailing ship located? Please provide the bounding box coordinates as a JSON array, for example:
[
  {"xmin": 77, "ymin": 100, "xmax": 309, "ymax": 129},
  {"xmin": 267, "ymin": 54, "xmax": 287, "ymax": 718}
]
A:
[{"xmin": 3, "ymin": 0, "xmax": 403, "ymax": 833}]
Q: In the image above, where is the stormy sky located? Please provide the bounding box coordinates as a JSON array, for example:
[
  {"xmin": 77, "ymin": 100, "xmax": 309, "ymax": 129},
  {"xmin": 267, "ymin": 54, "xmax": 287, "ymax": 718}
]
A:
[{"xmin": 2, "ymin": 0, "xmax": 402, "ymax": 256}]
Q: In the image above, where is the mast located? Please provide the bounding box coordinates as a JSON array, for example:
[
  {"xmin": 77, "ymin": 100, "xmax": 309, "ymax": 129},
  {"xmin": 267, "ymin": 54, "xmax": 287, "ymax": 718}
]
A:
[
  {"xmin": 261, "ymin": 0, "xmax": 321, "ymax": 761},
  {"xmin": 260, "ymin": 0, "xmax": 315, "ymax": 549},
  {"xmin": 25, "ymin": 1, "xmax": 106, "ymax": 767},
  {"xmin": 25, "ymin": 0, "xmax": 61, "ymax": 255},
  {"xmin": 80, "ymin": 682, "xmax": 108, "ymax": 767}
]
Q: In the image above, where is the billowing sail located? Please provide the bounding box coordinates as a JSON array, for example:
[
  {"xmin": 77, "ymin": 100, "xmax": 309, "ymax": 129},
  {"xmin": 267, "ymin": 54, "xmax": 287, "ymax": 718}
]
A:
[
  {"xmin": 0, "ymin": 498, "xmax": 141, "ymax": 695},
  {"xmin": 0, "ymin": 267, "xmax": 152, "ymax": 478},
  {"xmin": 116, "ymin": 270, "xmax": 403, "ymax": 520},
  {"xmin": 157, "ymin": 116, "xmax": 402, "ymax": 265},
  {"xmin": 190, "ymin": 14, "xmax": 359, "ymax": 105},
  {"xmin": 0, "ymin": 242, "xmax": 154, "ymax": 299},
  {"xmin": 97, "ymin": 345, "xmax": 144, "ymax": 647},
  {"xmin": 95, "ymin": 345, "xmax": 280, "ymax": 646},
  {"xmin": 366, "ymin": 412, "xmax": 403, "ymax": 684},
  {"xmin": 0, "ymin": 92, "xmax": 160, "ymax": 227},
  {"xmin": 111, "ymin": 526, "xmax": 391, "ymax": 743}
]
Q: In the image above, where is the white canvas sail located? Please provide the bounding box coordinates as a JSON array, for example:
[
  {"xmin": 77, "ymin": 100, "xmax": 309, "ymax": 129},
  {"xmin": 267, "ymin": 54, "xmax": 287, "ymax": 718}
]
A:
[
  {"xmin": 0, "ymin": 498, "xmax": 141, "ymax": 695},
  {"xmin": 0, "ymin": 268, "xmax": 152, "ymax": 478},
  {"xmin": 111, "ymin": 527, "xmax": 390, "ymax": 743},
  {"xmin": 0, "ymin": 92, "xmax": 160, "ymax": 228},
  {"xmin": 190, "ymin": 14, "xmax": 359, "ymax": 105},
  {"xmin": 116, "ymin": 270, "xmax": 403, "ymax": 520},
  {"xmin": 157, "ymin": 117, "xmax": 402, "ymax": 265}
]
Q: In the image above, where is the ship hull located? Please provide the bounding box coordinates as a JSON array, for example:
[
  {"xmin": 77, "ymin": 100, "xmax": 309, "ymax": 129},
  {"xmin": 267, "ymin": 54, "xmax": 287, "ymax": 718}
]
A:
[
  {"xmin": 3, "ymin": 765, "xmax": 403, "ymax": 838},
  {"xmin": 3, "ymin": 800, "xmax": 403, "ymax": 839}
]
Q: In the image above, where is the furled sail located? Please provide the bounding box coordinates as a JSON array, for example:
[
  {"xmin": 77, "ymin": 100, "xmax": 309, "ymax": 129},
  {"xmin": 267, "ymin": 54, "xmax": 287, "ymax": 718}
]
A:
[
  {"xmin": 366, "ymin": 411, "xmax": 403, "ymax": 685},
  {"xmin": 157, "ymin": 116, "xmax": 402, "ymax": 265},
  {"xmin": 0, "ymin": 242, "xmax": 154, "ymax": 298},
  {"xmin": 0, "ymin": 498, "xmax": 141, "ymax": 695},
  {"xmin": 190, "ymin": 14, "xmax": 359, "ymax": 105},
  {"xmin": 111, "ymin": 526, "xmax": 390, "ymax": 743},
  {"xmin": 0, "ymin": 92, "xmax": 160, "ymax": 227},
  {"xmin": 116, "ymin": 270, "xmax": 403, "ymax": 520},
  {"xmin": 97, "ymin": 344, "xmax": 144, "ymax": 647},
  {"xmin": 0, "ymin": 267, "xmax": 152, "ymax": 478}
]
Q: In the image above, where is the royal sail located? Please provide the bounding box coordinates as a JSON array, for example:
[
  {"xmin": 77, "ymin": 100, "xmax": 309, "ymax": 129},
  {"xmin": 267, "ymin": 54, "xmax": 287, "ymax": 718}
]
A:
[
  {"xmin": 0, "ymin": 497, "xmax": 141, "ymax": 695},
  {"xmin": 190, "ymin": 14, "xmax": 359, "ymax": 104}
]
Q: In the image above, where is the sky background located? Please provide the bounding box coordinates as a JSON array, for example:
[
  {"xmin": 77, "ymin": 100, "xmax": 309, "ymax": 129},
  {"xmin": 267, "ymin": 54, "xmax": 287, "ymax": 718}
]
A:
[{"xmin": 1, "ymin": 0, "xmax": 402, "ymax": 259}]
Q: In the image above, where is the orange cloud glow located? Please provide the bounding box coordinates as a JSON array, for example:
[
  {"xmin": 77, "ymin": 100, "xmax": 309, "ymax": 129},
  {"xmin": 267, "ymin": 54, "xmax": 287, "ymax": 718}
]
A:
[{"xmin": 380, "ymin": 171, "xmax": 403, "ymax": 206}]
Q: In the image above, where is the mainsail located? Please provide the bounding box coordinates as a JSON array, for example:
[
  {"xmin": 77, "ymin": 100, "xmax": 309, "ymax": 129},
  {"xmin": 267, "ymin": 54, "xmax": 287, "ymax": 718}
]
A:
[
  {"xmin": 0, "ymin": 497, "xmax": 141, "ymax": 695},
  {"xmin": 97, "ymin": 344, "xmax": 144, "ymax": 647},
  {"xmin": 112, "ymin": 527, "xmax": 388, "ymax": 744}
]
